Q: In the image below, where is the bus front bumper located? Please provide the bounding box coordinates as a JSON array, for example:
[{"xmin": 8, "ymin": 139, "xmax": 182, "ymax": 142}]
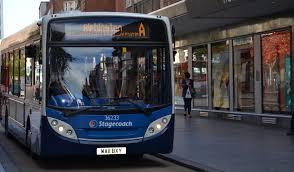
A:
[{"xmin": 40, "ymin": 116, "xmax": 174, "ymax": 157}]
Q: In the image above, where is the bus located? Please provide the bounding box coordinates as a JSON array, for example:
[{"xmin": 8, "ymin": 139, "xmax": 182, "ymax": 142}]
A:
[{"xmin": 0, "ymin": 12, "xmax": 174, "ymax": 158}]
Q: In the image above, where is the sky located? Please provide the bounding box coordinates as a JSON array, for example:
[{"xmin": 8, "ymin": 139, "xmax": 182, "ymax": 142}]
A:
[{"xmin": 3, "ymin": 0, "xmax": 48, "ymax": 37}]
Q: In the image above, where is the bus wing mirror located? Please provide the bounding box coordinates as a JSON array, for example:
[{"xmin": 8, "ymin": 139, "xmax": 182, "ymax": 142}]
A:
[
  {"xmin": 173, "ymin": 50, "xmax": 177, "ymax": 62},
  {"xmin": 172, "ymin": 25, "xmax": 176, "ymax": 45},
  {"xmin": 25, "ymin": 45, "xmax": 37, "ymax": 58},
  {"xmin": 172, "ymin": 25, "xmax": 176, "ymax": 62}
]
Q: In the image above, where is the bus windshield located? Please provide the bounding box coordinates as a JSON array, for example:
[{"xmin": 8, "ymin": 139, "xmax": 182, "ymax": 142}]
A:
[{"xmin": 47, "ymin": 47, "xmax": 172, "ymax": 109}]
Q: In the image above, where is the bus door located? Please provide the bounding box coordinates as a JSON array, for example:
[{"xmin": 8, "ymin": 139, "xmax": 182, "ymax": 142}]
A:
[
  {"xmin": 24, "ymin": 45, "xmax": 42, "ymax": 130},
  {"xmin": 16, "ymin": 49, "xmax": 26, "ymax": 127}
]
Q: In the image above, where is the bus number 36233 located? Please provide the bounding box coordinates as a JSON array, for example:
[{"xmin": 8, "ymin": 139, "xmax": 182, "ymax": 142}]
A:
[{"xmin": 105, "ymin": 115, "xmax": 119, "ymax": 121}]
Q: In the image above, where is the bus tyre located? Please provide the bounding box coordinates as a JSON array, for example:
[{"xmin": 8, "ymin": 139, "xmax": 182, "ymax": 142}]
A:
[
  {"xmin": 26, "ymin": 128, "xmax": 40, "ymax": 160},
  {"xmin": 25, "ymin": 127, "xmax": 31, "ymax": 151},
  {"xmin": 4, "ymin": 111, "xmax": 12, "ymax": 138}
]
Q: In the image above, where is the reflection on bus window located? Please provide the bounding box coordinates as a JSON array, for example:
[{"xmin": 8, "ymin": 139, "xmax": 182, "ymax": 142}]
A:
[{"xmin": 47, "ymin": 47, "xmax": 171, "ymax": 108}]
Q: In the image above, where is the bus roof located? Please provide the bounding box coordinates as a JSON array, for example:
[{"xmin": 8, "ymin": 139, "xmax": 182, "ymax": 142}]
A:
[
  {"xmin": 44, "ymin": 11, "xmax": 168, "ymax": 21},
  {"xmin": 0, "ymin": 22, "xmax": 40, "ymax": 52}
]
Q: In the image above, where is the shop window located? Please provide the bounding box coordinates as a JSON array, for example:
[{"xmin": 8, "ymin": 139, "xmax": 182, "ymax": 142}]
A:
[
  {"xmin": 192, "ymin": 45, "xmax": 208, "ymax": 108},
  {"xmin": 211, "ymin": 41, "xmax": 230, "ymax": 110},
  {"xmin": 233, "ymin": 37, "xmax": 255, "ymax": 112},
  {"xmin": 261, "ymin": 30, "xmax": 291, "ymax": 113},
  {"xmin": 174, "ymin": 49, "xmax": 188, "ymax": 105}
]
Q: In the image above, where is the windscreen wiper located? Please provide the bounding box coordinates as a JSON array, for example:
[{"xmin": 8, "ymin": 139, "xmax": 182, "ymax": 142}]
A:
[
  {"xmin": 47, "ymin": 105, "xmax": 104, "ymax": 117},
  {"xmin": 124, "ymin": 99, "xmax": 151, "ymax": 115},
  {"xmin": 65, "ymin": 106, "xmax": 106, "ymax": 116}
]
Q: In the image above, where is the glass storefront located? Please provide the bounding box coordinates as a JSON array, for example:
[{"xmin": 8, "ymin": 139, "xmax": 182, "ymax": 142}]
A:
[
  {"xmin": 174, "ymin": 27, "xmax": 292, "ymax": 116},
  {"xmin": 174, "ymin": 49, "xmax": 188, "ymax": 105},
  {"xmin": 261, "ymin": 30, "xmax": 292, "ymax": 113},
  {"xmin": 192, "ymin": 45, "xmax": 208, "ymax": 108},
  {"xmin": 233, "ymin": 37, "xmax": 255, "ymax": 112},
  {"xmin": 211, "ymin": 41, "xmax": 230, "ymax": 110}
]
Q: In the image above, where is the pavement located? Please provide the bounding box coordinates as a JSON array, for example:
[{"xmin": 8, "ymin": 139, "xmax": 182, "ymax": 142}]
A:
[{"xmin": 159, "ymin": 111, "xmax": 294, "ymax": 172}]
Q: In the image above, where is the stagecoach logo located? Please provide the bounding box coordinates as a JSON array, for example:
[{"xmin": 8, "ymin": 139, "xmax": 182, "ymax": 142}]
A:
[
  {"xmin": 89, "ymin": 120, "xmax": 98, "ymax": 128},
  {"xmin": 88, "ymin": 120, "xmax": 133, "ymax": 129}
]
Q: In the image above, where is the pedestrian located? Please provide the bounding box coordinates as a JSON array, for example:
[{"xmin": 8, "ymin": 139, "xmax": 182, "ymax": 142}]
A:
[{"xmin": 182, "ymin": 72, "xmax": 194, "ymax": 118}]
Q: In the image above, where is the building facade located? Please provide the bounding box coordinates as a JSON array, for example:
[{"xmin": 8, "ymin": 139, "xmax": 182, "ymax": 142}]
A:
[
  {"xmin": 126, "ymin": 0, "xmax": 294, "ymax": 127},
  {"xmin": 40, "ymin": 0, "xmax": 125, "ymax": 17},
  {"xmin": 125, "ymin": 0, "xmax": 182, "ymax": 13}
]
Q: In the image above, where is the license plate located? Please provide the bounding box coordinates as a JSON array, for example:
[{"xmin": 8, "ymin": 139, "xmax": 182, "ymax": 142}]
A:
[{"xmin": 96, "ymin": 147, "xmax": 126, "ymax": 155}]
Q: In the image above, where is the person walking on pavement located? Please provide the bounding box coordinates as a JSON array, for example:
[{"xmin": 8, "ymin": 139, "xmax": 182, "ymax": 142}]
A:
[{"xmin": 182, "ymin": 72, "xmax": 194, "ymax": 118}]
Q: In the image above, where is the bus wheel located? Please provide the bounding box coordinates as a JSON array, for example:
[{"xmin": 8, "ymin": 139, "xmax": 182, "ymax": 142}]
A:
[
  {"xmin": 25, "ymin": 126, "xmax": 32, "ymax": 151},
  {"xmin": 26, "ymin": 126, "xmax": 40, "ymax": 160},
  {"xmin": 4, "ymin": 110, "xmax": 12, "ymax": 138}
]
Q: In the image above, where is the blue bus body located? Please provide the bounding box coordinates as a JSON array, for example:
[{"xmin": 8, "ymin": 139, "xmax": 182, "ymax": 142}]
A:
[
  {"xmin": 39, "ymin": 106, "xmax": 174, "ymax": 157},
  {"xmin": 0, "ymin": 12, "xmax": 175, "ymax": 158}
]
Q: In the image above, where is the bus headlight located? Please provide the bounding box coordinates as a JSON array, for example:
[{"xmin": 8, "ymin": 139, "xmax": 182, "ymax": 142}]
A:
[
  {"xmin": 51, "ymin": 120, "xmax": 58, "ymax": 126},
  {"xmin": 144, "ymin": 115, "xmax": 171, "ymax": 138},
  {"xmin": 47, "ymin": 117, "xmax": 77, "ymax": 140}
]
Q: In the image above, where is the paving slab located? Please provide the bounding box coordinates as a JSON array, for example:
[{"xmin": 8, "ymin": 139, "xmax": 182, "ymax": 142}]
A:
[{"xmin": 160, "ymin": 112, "xmax": 294, "ymax": 172}]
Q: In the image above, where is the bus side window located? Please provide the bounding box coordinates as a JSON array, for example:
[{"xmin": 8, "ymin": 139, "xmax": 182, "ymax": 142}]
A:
[
  {"xmin": 25, "ymin": 45, "xmax": 36, "ymax": 101},
  {"xmin": 34, "ymin": 44, "xmax": 42, "ymax": 102},
  {"xmin": 25, "ymin": 57, "xmax": 33, "ymax": 86},
  {"xmin": 8, "ymin": 52, "xmax": 13, "ymax": 95},
  {"xmin": 2, "ymin": 53, "xmax": 9, "ymax": 92},
  {"xmin": 4, "ymin": 54, "xmax": 9, "ymax": 90},
  {"xmin": 34, "ymin": 58, "xmax": 41, "ymax": 101},
  {"xmin": 20, "ymin": 50, "xmax": 25, "ymax": 98},
  {"xmin": 1, "ymin": 54, "xmax": 5, "ymax": 86},
  {"xmin": 13, "ymin": 50, "xmax": 20, "ymax": 97}
]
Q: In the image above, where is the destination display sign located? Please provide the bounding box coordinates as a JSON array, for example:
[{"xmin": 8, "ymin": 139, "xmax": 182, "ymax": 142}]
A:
[{"xmin": 49, "ymin": 17, "xmax": 167, "ymax": 42}]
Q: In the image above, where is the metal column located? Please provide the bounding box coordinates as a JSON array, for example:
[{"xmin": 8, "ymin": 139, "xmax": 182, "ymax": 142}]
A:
[
  {"xmin": 229, "ymin": 40, "xmax": 234, "ymax": 111},
  {"xmin": 188, "ymin": 46, "xmax": 193, "ymax": 77},
  {"xmin": 208, "ymin": 43, "xmax": 212, "ymax": 110},
  {"xmin": 254, "ymin": 35, "xmax": 262, "ymax": 113}
]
